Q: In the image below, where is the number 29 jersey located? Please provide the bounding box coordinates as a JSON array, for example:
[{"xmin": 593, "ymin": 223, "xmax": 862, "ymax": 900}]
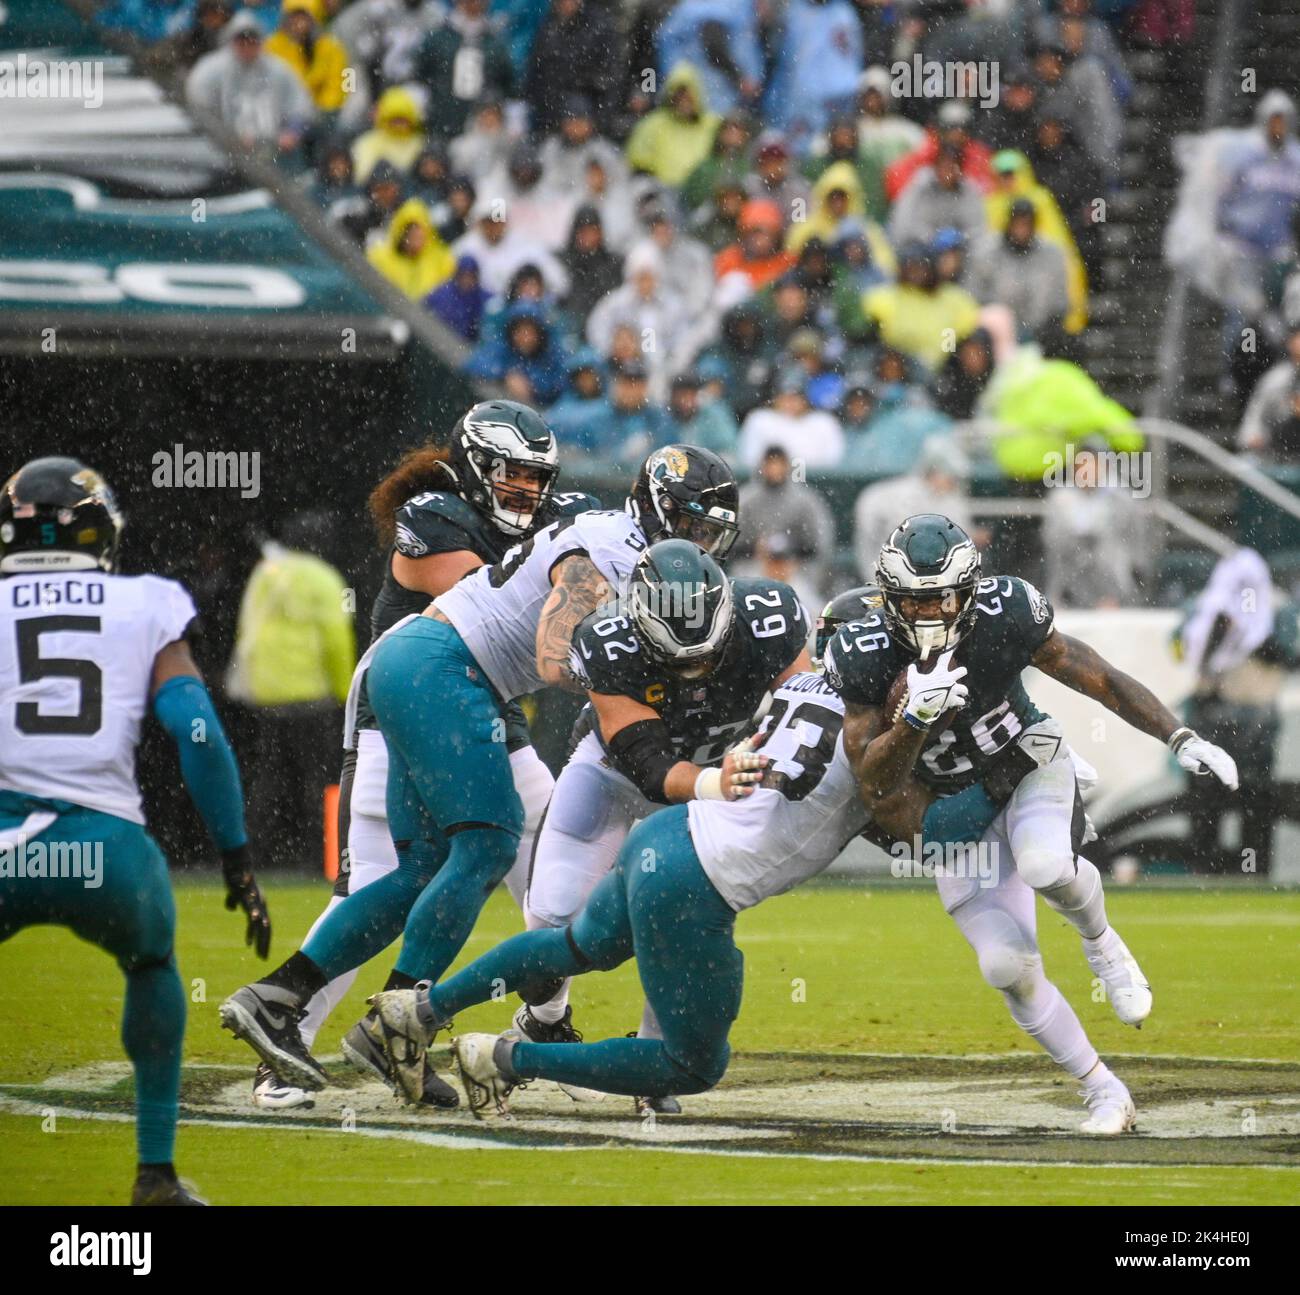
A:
[
  {"xmin": 823, "ymin": 575, "xmax": 1055, "ymax": 792},
  {"xmin": 689, "ymin": 671, "xmax": 868, "ymax": 912},
  {"xmin": 0, "ymin": 571, "xmax": 197, "ymax": 825}
]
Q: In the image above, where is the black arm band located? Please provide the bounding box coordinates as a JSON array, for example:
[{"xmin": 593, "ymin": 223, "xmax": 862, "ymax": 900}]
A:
[{"xmin": 607, "ymin": 719, "xmax": 680, "ymax": 805}]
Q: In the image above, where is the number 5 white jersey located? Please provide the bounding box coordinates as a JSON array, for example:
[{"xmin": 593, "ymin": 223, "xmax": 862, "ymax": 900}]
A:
[
  {"xmin": 0, "ymin": 571, "xmax": 197, "ymax": 825},
  {"xmin": 689, "ymin": 672, "xmax": 869, "ymax": 912},
  {"xmin": 434, "ymin": 508, "xmax": 648, "ymax": 701}
]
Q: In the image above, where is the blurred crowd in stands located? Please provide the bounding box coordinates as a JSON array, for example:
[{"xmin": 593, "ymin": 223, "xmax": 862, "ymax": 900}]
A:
[{"xmin": 95, "ymin": 1, "xmax": 1300, "ymax": 618}]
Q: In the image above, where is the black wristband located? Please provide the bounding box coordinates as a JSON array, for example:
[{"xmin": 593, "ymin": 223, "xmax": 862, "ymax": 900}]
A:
[{"xmin": 220, "ymin": 843, "xmax": 252, "ymax": 880}]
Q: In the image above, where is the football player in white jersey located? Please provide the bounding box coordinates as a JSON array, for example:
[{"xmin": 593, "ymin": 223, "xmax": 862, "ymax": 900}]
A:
[
  {"xmin": 362, "ymin": 658, "xmax": 1029, "ymax": 1115},
  {"xmin": 828, "ymin": 515, "xmax": 1240, "ymax": 1133},
  {"xmin": 221, "ymin": 444, "xmax": 743, "ymax": 1097},
  {"xmin": 0, "ymin": 458, "xmax": 269, "ymax": 1204},
  {"xmin": 247, "ymin": 401, "xmax": 597, "ymax": 1110}
]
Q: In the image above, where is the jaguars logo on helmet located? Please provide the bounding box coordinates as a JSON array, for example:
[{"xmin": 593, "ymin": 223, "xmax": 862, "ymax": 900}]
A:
[
  {"xmin": 448, "ymin": 399, "xmax": 559, "ymax": 537},
  {"xmin": 627, "ymin": 539, "xmax": 735, "ymax": 678},
  {"xmin": 875, "ymin": 514, "xmax": 981, "ymax": 659},
  {"xmin": 629, "ymin": 445, "xmax": 739, "ymax": 560},
  {"xmin": 0, "ymin": 456, "xmax": 124, "ymax": 574}
]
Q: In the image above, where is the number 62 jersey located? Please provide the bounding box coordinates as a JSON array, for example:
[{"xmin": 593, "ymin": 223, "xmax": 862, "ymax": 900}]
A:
[
  {"xmin": 822, "ymin": 574, "xmax": 1055, "ymax": 793},
  {"xmin": 569, "ymin": 577, "xmax": 808, "ymax": 767}
]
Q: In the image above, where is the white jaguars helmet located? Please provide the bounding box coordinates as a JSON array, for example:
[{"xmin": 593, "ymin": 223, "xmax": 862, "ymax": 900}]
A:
[
  {"xmin": 875, "ymin": 514, "xmax": 981, "ymax": 659},
  {"xmin": 449, "ymin": 399, "xmax": 559, "ymax": 536}
]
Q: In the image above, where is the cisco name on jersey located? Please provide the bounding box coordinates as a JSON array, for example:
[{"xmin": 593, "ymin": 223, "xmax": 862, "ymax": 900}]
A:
[
  {"xmin": 0, "ymin": 571, "xmax": 197, "ymax": 823},
  {"xmin": 570, "ymin": 577, "xmax": 806, "ymax": 765},
  {"xmin": 824, "ymin": 575, "xmax": 1055, "ymax": 790},
  {"xmin": 435, "ymin": 508, "xmax": 648, "ymax": 702}
]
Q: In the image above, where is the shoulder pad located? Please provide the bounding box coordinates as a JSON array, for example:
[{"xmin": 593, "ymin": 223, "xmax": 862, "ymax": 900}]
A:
[
  {"xmin": 733, "ymin": 577, "xmax": 808, "ymax": 670},
  {"xmin": 571, "ymin": 606, "xmax": 647, "ymax": 695},
  {"xmin": 977, "ymin": 574, "xmax": 1054, "ymax": 650},
  {"xmin": 545, "ymin": 490, "xmax": 602, "ymax": 520},
  {"xmin": 393, "ymin": 491, "xmax": 483, "ymax": 559},
  {"xmin": 822, "ymin": 613, "xmax": 896, "ymax": 704}
]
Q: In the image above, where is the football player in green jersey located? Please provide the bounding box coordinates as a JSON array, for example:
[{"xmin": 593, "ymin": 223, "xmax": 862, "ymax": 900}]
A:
[{"xmin": 824, "ymin": 515, "xmax": 1239, "ymax": 1133}]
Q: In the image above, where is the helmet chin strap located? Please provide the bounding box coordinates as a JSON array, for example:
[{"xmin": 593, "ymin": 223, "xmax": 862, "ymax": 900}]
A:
[{"xmin": 912, "ymin": 620, "xmax": 954, "ymax": 662}]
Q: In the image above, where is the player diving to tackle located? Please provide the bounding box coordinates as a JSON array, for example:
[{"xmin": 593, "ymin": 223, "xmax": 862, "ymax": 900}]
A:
[
  {"xmin": 221, "ymin": 443, "xmax": 744, "ymax": 1098},
  {"xmin": 513, "ymin": 538, "xmax": 809, "ymax": 1114},
  {"xmin": 245, "ymin": 400, "xmax": 599, "ymax": 1110},
  {"xmin": 361, "ymin": 557, "xmax": 1051, "ymax": 1116},
  {"xmin": 825, "ymin": 514, "xmax": 1240, "ymax": 1133},
  {"xmin": 0, "ymin": 458, "xmax": 270, "ymax": 1204}
]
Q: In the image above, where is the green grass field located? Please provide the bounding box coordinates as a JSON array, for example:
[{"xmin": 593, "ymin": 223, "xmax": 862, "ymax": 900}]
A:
[{"xmin": 2, "ymin": 878, "xmax": 1298, "ymax": 1205}]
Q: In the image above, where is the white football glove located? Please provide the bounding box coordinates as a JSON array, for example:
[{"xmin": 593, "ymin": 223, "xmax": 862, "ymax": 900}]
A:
[
  {"xmin": 1169, "ymin": 728, "xmax": 1239, "ymax": 790},
  {"xmin": 903, "ymin": 649, "xmax": 969, "ymax": 729}
]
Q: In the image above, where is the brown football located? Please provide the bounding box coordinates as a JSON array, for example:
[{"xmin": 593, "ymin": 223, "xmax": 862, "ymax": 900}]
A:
[{"xmin": 884, "ymin": 665, "xmax": 955, "ymax": 733}]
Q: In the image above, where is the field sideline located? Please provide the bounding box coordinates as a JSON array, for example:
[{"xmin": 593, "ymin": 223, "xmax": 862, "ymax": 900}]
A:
[{"xmin": 2, "ymin": 878, "xmax": 1297, "ymax": 1206}]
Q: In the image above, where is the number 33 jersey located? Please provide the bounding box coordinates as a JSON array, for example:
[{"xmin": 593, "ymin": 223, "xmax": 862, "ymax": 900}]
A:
[
  {"xmin": 0, "ymin": 571, "xmax": 197, "ymax": 824},
  {"xmin": 689, "ymin": 671, "xmax": 867, "ymax": 912},
  {"xmin": 823, "ymin": 574, "xmax": 1055, "ymax": 793}
]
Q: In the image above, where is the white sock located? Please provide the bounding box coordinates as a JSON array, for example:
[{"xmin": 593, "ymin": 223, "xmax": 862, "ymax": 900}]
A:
[
  {"xmin": 528, "ymin": 981, "xmax": 570, "ymax": 1025},
  {"xmin": 1082, "ymin": 1059, "xmax": 1116, "ymax": 1093},
  {"xmin": 1042, "ymin": 857, "xmax": 1108, "ymax": 941},
  {"xmin": 1004, "ymin": 976, "xmax": 1098, "ymax": 1079}
]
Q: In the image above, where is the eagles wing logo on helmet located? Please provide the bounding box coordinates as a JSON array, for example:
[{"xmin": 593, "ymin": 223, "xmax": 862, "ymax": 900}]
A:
[{"xmin": 450, "ymin": 399, "xmax": 559, "ymax": 538}]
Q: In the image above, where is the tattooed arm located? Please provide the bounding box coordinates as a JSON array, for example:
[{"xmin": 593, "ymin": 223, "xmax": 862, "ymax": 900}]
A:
[
  {"xmin": 535, "ymin": 554, "xmax": 613, "ymax": 691},
  {"xmin": 1031, "ymin": 629, "xmax": 1179, "ymax": 741}
]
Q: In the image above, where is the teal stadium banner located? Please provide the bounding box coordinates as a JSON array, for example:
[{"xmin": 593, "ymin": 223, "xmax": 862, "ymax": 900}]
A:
[{"xmin": 0, "ymin": 0, "xmax": 395, "ymax": 354}]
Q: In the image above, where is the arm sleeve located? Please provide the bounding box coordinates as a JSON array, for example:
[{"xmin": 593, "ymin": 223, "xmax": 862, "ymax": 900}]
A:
[{"xmin": 152, "ymin": 674, "xmax": 247, "ymax": 852}]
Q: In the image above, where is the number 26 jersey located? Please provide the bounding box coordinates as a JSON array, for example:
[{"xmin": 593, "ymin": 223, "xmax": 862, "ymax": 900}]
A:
[{"xmin": 823, "ymin": 575, "xmax": 1055, "ymax": 793}]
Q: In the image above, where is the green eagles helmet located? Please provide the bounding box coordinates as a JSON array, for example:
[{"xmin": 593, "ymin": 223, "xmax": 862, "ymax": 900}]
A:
[
  {"xmin": 448, "ymin": 398, "xmax": 559, "ymax": 537},
  {"xmin": 814, "ymin": 584, "xmax": 883, "ymax": 665},
  {"xmin": 875, "ymin": 513, "xmax": 981, "ymax": 658},
  {"xmin": 0, "ymin": 457, "xmax": 124, "ymax": 574},
  {"xmin": 627, "ymin": 538, "xmax": 735, "ymax": 678}
]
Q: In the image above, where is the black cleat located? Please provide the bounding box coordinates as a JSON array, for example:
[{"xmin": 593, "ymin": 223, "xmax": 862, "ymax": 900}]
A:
[
  {"xmin": 626, "ymin": 1031, "xmax": 683, "ymax": 1116},
  {"xmin": 512, "ymin": 1003, "xmax": 583, "ymax": 1043},
  {"xmin": 513, "ymin": 1004, "xmax": 604, "ymax": 1101},
  {"xmin": 219, "ymin": 984, "xmax": 327, "ymax": 1091},
  {"xmin": 131, "ymin": 1165, "xmax": 206, "ymax": 1206},
  {"xmin": 635, "ymin": 1094, "xmax": 682, "ymax": 1117},
  {"xmin": 342, "ymin": 1011, "xmax": 459, "ymax": 1108}
]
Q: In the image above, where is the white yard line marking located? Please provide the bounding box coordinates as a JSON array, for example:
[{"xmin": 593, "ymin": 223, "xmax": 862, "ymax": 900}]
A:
[{"xmin": 1, "ymin": 1093, "xmax": 1295, "ymax": 1175}]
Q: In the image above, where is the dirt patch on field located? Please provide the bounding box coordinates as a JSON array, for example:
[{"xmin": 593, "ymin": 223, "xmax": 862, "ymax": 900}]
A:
[{"xmin": 4, "ymin": 1052, "xmax": 1297, "ymax": 1168}]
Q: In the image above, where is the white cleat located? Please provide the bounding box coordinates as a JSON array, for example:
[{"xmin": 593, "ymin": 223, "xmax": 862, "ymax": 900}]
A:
[
  {"xmin": 1079, "ymin": 1076, "xmax": 1137, "ymax": 1135},
  {"xmin": 366, "ymin": 989, "xmax": 436, "ymax": 1104},
  {"xmin": 251, "ymin": 1063, "xmax": 314, "ymax": 1110},
  {"xmin": 1084, "ymin": 927, "xmax": 1152, "ymax": 1027},
  {"xmin": 452, "ymin": 1033, "xmax": 517, "ymax": 1120}
]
